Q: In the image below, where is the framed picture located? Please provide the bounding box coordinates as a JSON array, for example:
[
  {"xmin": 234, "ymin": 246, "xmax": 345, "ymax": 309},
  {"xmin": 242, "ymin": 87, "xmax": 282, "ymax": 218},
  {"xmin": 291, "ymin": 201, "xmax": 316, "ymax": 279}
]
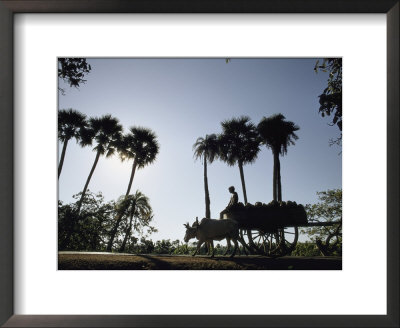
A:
[{"xmin": 0, "ymin": 0, "xmax": 398, "ymax": 327}]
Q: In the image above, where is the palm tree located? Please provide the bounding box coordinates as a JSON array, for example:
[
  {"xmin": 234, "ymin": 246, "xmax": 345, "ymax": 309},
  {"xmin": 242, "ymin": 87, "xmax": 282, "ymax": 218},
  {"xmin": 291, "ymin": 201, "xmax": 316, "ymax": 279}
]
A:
[
  {"xmin": 117, "ymin": 191, "xmax": 152, "ymax": 253},
  {"xmin": 119, "ymin": 127, "xmax": 159, "ymax": 197},
  {"xmin": 193, "ymin": 134, "xmax": 219, "ymax": 218},
  {"xmin": 76, "ymin": 114, "xmax": 123, "ymax": 214},
  {"xmin": 218, "ymin": 116, "xmax": 260, "ymax": 204},
  {"xmin": 58, "ymin": 108, "xmax": 89, "ymax": 177},
  {"xmin": 218, "ymin": 116, "xmax": 260, "ymax": 253},
  {"xmin": 257, "ymin": 114, "xmax": 299, "ymax": 202},
  {"xmin": 106, "ymin": 126, "xmax": 159, "ymax": 251}
]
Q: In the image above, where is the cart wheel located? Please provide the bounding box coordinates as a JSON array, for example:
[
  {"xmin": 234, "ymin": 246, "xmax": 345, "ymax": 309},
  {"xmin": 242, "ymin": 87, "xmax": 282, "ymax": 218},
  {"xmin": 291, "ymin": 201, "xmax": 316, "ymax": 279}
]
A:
[
  {"xmin": 276, "ymin": 226, "xmax": 299, "ymax": 256},
  {"xmin": 238, "ymin": 229, "xmax": 257, "ymax": 254},
  {"xmin": 246, "ymin": 227, "xmax": 298, "ymax": 257}
]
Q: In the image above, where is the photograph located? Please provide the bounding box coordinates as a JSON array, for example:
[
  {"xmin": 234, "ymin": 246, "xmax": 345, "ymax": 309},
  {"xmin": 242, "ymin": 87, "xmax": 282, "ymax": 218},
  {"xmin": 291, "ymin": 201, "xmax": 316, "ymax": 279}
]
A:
[
  {"xmin": 58, "ymin": 57, "xmax": 342, "ymax": 270},
  {"xmin": 1, "ymin": 0, "xmax": 397, "ymax": 325}
]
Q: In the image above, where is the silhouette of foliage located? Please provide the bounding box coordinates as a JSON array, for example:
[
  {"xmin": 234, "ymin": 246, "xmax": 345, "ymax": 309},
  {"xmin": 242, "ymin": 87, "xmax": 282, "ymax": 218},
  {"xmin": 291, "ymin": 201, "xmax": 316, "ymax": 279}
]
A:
[
  {"xmin": 218, "ymin": 116, "xmax": 260, "ymax": 250},
  {"xmin": 58, "ymin": 58, "xmax": 91, "ymax": 94},
  {"xmin": 58, "ymin": 108, "xmax": 89, "ymax": 177},
  {"xmin": 257, "ymin": 114, "xmax": 299, "ymax": 202},
  {"xmin": 88, "ymin": 114, "xmax": 124, "ymax": 157},
  {"xmin": 301, "ymin": 189, "xmax": 342, "ymax": 256},
  {"xmin": 193, "ymin": 134, "xmax": 219, "ymax": 166},
  {"xmin": 193, "ymin": 134, "xmax": 219, "ymax": 218},
  {"xmin": 58, "ymin": 109, "xmax": 88, "ymax": 144},
  {"xmin": 118, "ymin": 126, "xmax": 160, "ymax": 196},
  {"xmin": 77, "ymin": 115, "xmax": 123, "ymax": 214},
  {"xmin": 58, "ymin": 191, "xmax": 115, "ymax": 251},
  {"xmin": 116, "ymin": 191, "xmax": 154, "ymax": 253},
  {"xmin": 314, "ymin": 58, "xmax": 342, "ymax": 145},
  {"xmin": 106, "ymin": 127, "xmax": 159, "ymax": 252},
  {"xmin": 58, "ymin": 191, "xmax": 157, "ymax": 252},
  {"xmin": 218, "ymin": 116, "xmax": 260, "ymax": 204}
]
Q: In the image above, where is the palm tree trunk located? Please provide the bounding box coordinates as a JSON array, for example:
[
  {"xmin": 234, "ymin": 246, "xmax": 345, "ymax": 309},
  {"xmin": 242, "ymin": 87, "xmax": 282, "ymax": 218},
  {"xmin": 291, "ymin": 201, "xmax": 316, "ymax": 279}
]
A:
[
  {"xmin": 107, "ymin": 215, "xmax": 123, "ymax": 252},
  {"xmin": 119, "ymin": 213, "xmax": 134, "ymax": 253},
  {"xmin": 273, "ymin": 150, "xmax": 278, "ymax": 201},
  {"xmin": 238, "ymin": 161, "xmax": 248, "ymax": 204},
  {"xmin": 107, "ymin": 160, "xmax": 138, "ymax": 252},
  {"xmin": 58, "ymin": 139, "xmax": 69, "ymax": 178},
  {"xmin": 238, "ymin": 161, "xmax": 256, "ymax": 251},
  {"xmin": 277, "ymin": 155, "xmax": 282, "ymax": 202},
  {"xmin": 204, "ymin": 157, "xmax": 211, "ymax": 218},
  {"xmin": 77, "ymin": 149, "xmax": 101, "ymax": 214},
  {"xmin": 125, "ymin": 160, "xmax": 137, "ymax": 197}
]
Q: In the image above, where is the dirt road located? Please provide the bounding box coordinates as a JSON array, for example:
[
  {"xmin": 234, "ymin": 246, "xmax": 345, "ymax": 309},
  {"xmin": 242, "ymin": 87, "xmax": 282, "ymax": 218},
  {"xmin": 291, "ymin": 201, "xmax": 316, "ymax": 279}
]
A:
[{"xmin": 58, "ymin": 252, "xmax": 341, "ymax": 270}]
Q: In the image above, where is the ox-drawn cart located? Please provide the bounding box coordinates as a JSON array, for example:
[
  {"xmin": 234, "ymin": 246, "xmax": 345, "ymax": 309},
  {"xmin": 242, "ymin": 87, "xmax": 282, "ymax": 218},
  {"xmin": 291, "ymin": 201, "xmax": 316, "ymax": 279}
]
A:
[{"xmin": 222, "ymin": 201, "xmax": 341, "ymax": 257}]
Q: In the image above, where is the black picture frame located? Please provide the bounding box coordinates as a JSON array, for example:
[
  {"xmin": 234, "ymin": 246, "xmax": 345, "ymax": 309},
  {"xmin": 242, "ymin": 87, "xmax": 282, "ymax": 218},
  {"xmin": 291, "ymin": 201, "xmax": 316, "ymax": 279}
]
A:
[{"xmin": 0, "ymin": 1, "xmax": 398, "ymax": 327}]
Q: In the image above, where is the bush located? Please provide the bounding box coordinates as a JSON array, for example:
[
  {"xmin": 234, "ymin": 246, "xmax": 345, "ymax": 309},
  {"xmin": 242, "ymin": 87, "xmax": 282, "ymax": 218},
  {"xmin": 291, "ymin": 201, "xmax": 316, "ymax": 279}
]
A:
[{"xmin": 292, "ymin": 242, "xmax": 321, "ymax": 256}]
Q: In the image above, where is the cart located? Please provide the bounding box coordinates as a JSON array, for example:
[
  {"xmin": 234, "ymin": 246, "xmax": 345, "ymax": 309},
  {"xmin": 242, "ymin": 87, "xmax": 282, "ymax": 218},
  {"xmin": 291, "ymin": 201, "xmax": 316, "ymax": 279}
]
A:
[{"xmin": 222, "ymin": 202, "xmax": 341, "ymax": 257}]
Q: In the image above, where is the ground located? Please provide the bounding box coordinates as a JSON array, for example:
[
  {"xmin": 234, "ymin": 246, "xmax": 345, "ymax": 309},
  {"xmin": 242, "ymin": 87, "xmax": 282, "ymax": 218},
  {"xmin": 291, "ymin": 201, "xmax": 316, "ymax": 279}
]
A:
[{"xmin": 58, "ymin": 252, "xmax": 342, "ymax": 270}]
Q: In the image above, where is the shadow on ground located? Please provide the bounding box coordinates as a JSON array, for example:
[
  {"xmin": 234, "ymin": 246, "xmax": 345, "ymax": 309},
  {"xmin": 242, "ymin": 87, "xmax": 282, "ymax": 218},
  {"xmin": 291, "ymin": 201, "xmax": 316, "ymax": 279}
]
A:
[{"xmin": 58, "ymin": 252, "xmax": 342, "ymax": 270}]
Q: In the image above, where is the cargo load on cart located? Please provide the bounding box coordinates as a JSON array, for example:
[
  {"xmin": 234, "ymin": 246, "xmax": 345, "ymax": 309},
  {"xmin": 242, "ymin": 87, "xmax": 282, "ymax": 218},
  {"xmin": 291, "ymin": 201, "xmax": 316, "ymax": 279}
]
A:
[{"xmin": 222, "ymin": 200, "xmax": 307, "ymax": 232}]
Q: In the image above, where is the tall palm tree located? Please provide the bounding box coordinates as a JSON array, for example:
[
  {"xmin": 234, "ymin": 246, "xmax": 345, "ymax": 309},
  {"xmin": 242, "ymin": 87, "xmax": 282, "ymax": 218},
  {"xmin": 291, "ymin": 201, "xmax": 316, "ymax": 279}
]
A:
[
  {"xmin": 119, "ymin": 127, "xmax": 159, "ymax": 197},
  {"xmin": 106, "ymin": 126, "xmax": 159, "ymax": 252},
  {"xmin": 257, "ymin": 114, "xmax": 299, "ymax": 202},
  {"xmin": 218, "ymin": 116, "xmax": 260, "ymax": 204},
  {"xmin": 58, "ymin": 108, "xmax": 89, "ymax": 177},
  {"xmin": 218, "ymin": 116, "xmax": 260, "ymax": 252},
  {"xmin": 76, "ymin": 114, "xmax": 123, "ymax": 214},
  {"xmin": 193, "ymin": 134, "xmax": 219, "ymax": 218},
  {"xmin": 117, "ymin": 191, "xmax": 152, "ymax": 253}
]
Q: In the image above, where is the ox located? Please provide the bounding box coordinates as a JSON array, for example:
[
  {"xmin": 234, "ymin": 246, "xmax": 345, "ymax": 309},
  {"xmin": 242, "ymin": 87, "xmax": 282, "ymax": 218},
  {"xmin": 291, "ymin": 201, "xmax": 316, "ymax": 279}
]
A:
[{"xmin": 183, "ymin": 217, "xmax": 241, "ymax": 257}]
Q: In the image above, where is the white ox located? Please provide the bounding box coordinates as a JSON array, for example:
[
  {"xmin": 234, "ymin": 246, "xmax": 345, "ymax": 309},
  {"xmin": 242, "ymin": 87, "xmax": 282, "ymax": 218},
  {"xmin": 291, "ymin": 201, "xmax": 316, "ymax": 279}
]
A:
[{"xmin": 183, "ymin": 217, "xmax": 241, "ymax": 257}]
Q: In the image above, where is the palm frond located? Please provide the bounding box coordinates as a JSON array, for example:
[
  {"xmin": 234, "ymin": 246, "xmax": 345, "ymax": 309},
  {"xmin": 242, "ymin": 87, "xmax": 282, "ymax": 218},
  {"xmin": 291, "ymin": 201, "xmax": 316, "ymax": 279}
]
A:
[
  {"xmin": 88, "ymin": 114, "xmax": 123, "ymax": 158},
  {"xmin": 58, "ymin": 108, "xmax": 88, "ymax": 144},
  {"xmin": 121, "ymin": 126, "xmax": 160, "ymax": 168},
  {"xmin": 257, "ymin": 113, "xmax": 299, "ymax": 155},
  {"xmin": 218, "ymin": 116, "xmax": 260, "ymax": 166},
  {"xmin": 192, "ymin": 134, "xmax": 219, "ymax": 163},
  {"xmin": 117, "ymin": 190, "xmax": 153, "ymax": 223}
]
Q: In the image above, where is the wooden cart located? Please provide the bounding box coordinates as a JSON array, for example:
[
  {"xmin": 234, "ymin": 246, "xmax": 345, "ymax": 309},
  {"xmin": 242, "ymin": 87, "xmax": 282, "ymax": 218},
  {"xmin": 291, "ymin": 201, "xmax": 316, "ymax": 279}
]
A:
[{"xmin": 223, "ymin": 202, "xmax": 341, "ymax": 257}]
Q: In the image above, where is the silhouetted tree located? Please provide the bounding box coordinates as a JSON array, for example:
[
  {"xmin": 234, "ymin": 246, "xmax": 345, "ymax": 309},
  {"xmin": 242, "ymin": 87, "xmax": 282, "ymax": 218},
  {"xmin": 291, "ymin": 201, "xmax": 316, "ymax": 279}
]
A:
[
  {"xmin": 314, "ymin": 58, "xmax": 342, "ymax": 145},
  {"xmin": 218, "ymin": 116, "xmax": 260, "ymax": 252},
  {"xmin": 257, "ymin": 114, "xmax": 299, "ymax": 202},
  {"xmin": 107, "ymin": 127, "xmax": 159, "ymax": 251},
  {"xmin": 193, "ymin": 134, "xmax": 219, "ymax": 218},
  {"xmin": 77, "ymin": 115, "xmax": 123, "ymax": 214},
  {"xmin": 301, "ymin": 189, "xmax": 342, "ymax": 256},
  {"xmin": 117, "ymin": 191, "xmax": 153, "ymax": 253},
  {"xmin": 58, "ymin": 58, "xmax": 91, "ymax": 94},
  {"xmin": 58, "ymin": 191, "xmax": 115, "ymax": 251},
  {"xmin": 119, "ymin": 127, "xmax": 159, "ymax": 197},
  {"xmin": 218, "ymin": 116, "xmax": 260, "ymax": 204},
  {"xmin": 58, "ymin": 108, "xmax": 89, "ymax": 177}
]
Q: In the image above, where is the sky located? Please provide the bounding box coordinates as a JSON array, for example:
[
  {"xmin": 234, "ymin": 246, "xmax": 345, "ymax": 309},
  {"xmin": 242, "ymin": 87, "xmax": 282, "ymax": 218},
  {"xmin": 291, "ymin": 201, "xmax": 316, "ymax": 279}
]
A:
[{"xmin": 58, "ymin": 58, "xmax": 342, "ymax": 242}]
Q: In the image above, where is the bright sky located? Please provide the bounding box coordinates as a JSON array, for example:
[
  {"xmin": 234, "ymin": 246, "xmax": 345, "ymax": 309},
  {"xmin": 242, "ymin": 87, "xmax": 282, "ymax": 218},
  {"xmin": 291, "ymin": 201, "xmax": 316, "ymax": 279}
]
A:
[{"xmin": 58, "ymin": 58, "xmax": 342, "ymax": 242}]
